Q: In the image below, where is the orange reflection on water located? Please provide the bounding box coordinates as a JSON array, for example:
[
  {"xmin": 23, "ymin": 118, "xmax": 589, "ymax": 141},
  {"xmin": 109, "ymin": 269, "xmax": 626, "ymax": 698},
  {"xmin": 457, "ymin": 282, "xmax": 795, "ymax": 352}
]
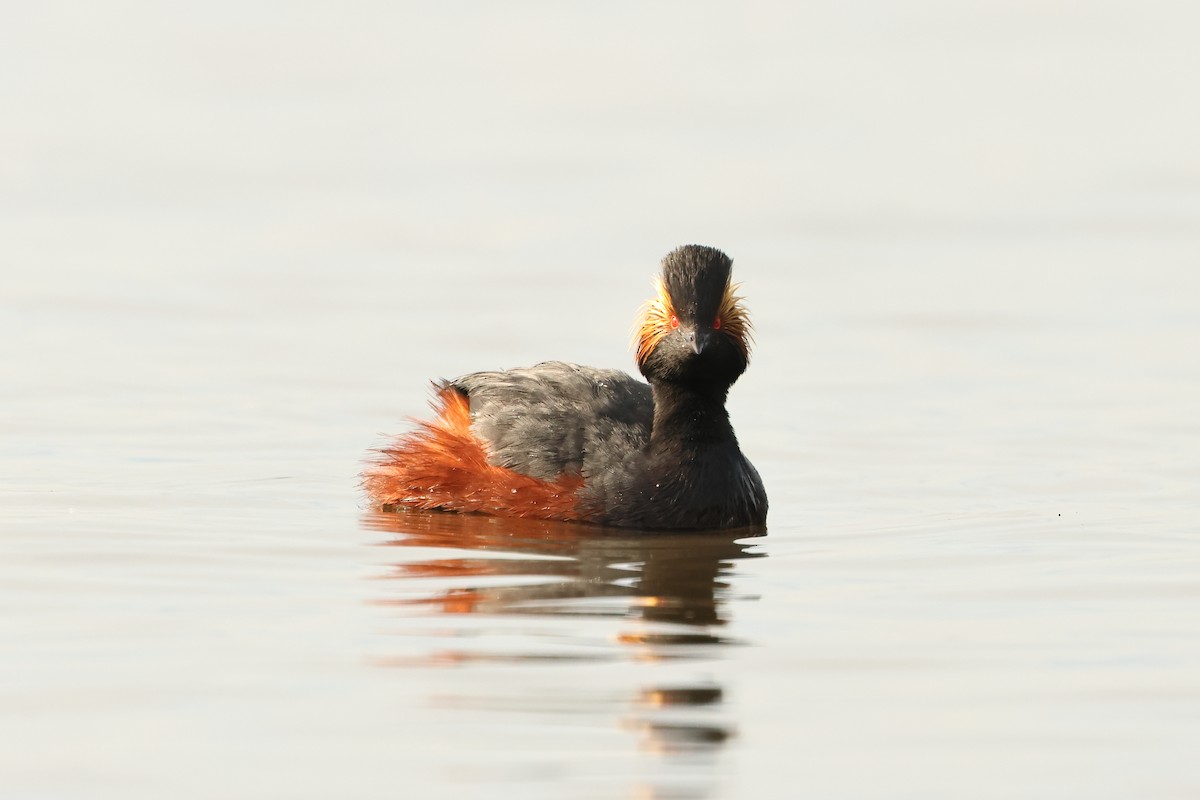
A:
[
  {"xmin": 364, "ymin": 508, "xmax": 766, "ymax": 793},
  {"xmin": 364, "ymin": 509, "xmax": 765, "ymax": 636}
]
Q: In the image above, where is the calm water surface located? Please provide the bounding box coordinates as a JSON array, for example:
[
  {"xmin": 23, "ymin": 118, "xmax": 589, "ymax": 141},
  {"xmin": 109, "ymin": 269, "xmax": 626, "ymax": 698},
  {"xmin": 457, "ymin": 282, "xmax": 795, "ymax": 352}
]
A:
[{"xmin": 4, "ymin": 3, "xmax": 1200, "ymax": 798}]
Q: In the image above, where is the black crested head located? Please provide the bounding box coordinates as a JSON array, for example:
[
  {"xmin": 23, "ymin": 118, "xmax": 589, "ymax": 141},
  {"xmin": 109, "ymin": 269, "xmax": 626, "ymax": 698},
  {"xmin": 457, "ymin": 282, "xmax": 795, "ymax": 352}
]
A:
[
  {"xmin": 661, "ymin": 245, "xmax": 733, "ymax": 325},
  {"xmin": 635, "ymin": 244, "xmax": 752, "ymax": 390}
]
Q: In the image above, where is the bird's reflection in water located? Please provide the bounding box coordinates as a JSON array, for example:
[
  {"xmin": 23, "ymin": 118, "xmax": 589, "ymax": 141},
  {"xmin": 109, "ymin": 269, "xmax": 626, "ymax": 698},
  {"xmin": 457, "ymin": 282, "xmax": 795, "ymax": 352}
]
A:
[{"xmin": 364, "ymin": 509, "xmax": 766, "ymax": 768}]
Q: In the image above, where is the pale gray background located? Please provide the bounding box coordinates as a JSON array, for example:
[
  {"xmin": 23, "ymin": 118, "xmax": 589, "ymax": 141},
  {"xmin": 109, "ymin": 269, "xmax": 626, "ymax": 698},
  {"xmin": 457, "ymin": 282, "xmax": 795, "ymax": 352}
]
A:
[{"xmin": 3, "ymin": 2, "xmax": 1198, "ymax": 798}]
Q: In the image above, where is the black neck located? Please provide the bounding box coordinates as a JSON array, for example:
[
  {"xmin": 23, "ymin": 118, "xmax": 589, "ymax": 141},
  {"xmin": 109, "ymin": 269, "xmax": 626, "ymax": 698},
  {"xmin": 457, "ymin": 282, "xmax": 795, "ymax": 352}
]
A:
[{"xmin": 649, "ymin": 381, "xmax": 735, "ymax": 450}]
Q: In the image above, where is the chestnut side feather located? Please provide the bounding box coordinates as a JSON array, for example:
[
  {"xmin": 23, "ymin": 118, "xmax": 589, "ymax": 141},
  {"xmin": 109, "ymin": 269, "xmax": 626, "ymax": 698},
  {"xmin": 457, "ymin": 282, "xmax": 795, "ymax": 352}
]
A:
[{"xmin": 364, "ymin": 386, "xmax": 586, "ymax": 521}]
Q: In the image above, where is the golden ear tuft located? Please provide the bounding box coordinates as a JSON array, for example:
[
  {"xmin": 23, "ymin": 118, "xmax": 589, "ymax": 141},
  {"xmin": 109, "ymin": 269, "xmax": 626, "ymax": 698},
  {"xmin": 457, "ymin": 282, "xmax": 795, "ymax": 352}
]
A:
[
  {"xmin": 633, "ymin": 277, "xmax": 675, "ymax": 366},
  {"xmin": 718, "ymin": 282, "xmax": 753, "ymax": 361}
]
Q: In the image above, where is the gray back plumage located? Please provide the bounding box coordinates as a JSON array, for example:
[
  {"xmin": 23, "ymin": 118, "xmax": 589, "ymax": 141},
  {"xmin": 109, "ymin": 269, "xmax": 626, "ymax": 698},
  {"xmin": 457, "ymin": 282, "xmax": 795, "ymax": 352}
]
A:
[{"xmin": 451, "ymin": 361, "xmax": 654, "ymax": 481}]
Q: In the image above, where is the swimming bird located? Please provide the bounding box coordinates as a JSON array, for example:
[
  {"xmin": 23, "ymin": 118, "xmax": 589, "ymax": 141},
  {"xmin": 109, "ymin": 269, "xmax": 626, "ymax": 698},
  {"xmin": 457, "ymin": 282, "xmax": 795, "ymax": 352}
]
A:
[{"xmin": 364, "ymin": 244, "xmax": 767, "ymax": 530}]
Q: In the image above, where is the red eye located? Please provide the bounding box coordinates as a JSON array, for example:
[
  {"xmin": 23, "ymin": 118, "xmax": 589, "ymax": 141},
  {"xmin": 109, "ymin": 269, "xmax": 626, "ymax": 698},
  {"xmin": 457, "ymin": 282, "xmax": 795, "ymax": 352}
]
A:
[
  {"xmin": 713, "ymin": 316, "xmax": 722, "ymax": 330},
  {"xmin": 669, "ymin": 314, "xmax": 680, "ymax": 329}
]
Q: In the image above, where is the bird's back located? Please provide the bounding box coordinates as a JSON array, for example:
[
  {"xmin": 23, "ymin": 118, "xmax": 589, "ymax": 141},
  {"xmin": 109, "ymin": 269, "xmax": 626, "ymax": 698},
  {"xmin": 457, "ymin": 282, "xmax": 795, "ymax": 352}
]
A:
[{"xmin": 451, "ymin": 361, "xmax": 654, "ymax": 481}]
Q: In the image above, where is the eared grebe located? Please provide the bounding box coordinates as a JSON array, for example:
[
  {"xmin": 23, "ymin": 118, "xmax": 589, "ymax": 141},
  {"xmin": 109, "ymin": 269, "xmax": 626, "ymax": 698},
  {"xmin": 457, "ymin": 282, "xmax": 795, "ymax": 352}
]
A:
[{"xmin": 364, "ymin": 245, "xmax": 767, "ymax": 530}]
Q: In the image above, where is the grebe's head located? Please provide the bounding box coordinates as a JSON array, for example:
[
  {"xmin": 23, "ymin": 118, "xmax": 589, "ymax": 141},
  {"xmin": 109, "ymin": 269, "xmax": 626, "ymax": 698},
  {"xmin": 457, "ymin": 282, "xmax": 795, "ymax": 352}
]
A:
[{"xmin": 635, "ymin": 245, "xmax": 753, "ymax": 387}]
